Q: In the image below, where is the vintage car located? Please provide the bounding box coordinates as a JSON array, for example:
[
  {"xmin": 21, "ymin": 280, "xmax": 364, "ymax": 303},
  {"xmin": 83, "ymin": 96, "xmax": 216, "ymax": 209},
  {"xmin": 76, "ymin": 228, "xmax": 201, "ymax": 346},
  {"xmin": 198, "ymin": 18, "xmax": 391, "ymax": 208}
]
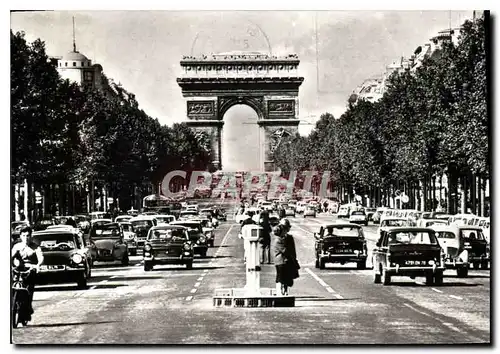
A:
[
  {"xmin": 170, "ymin": 220, "xmax": 208, "ymax": 257},
  {"xmin": 365, "ymin": 208, "xmax": 377, "ymax": 221},
  {"xmin": 269, "ymin": 213, "xmax": 280, "ymax": 227},
  {"xmin": 114, "ymin": 215, "xmax": 133, "ymax": 223},
  {"xmin": 178, "ymin": 210, "xmax": 199, "ymax": 221},
  {"xmin": 119, "ymin": 221, "xmax": 138, "ymax": 256},
  {"xmin": 74, "ymin": 214, "xmax": 91, "ymax": 232},
  {"xmin": 90, "ymin": 218, "xmax": 113, "ymax": 226},
  {"xmin": 303, "ymin": 205, "xmax": 317, "ymax": 218},
  {"xmin": 143, "ymin": 225, "xmax": 194, "ymax": 271},
  {"xmin": 260, "ymin": 201, "xmax": 274, "ymax": 212},
  {"xmin": 284, "ymin": 205, "xmax": 296, "ymax": 217},
  {"xmin": 378, "ymin": 217, "xmax": 415, "ymax": 240},
  {"xmin": 429, "ymin": 224, "xmax": 469, "ymax": 277},
  {"xmin": 192, "ymin": 217, "xmax": 216, "ymax": 247},
  {"xmin": 129, "ymin": 216, "xmax": 157, "ymax": 248},
  {"xmin": 337, "ymin": 204, "xmax": 352, "ymax": 219},
  {"xmin": 32, "ymin": 229, "xmax": 93, "ymax": 289},
  {"xmin": 153, "ymin": 214, "xmax": 176, "ymax": 225},
  {"xmin": 235, "ymin": 207, "xmax": 260, "ymax": 224},
  {"xmin": 459, "ymin": 226, "xmax": 489, "ymax": 269},
  {"xmin": 33, "ymin": 219, "xmax": 57, "ymax": 232},
  {"xmin": 372, "ymin": 227, "xmax": 444, "ymax": 286},
  {"xmin": 89, "ymin": 211, "xmax": 112, "ymax": 221},
  {"xmin": 349, "ymin": 210, "xmax": 368, "ymax": 226},
  {"xmin": 295, "ymin": 201, "xmax": 307, "ymax": 214},
  {"xmin": 314, "ymin": 223, "xmax": 368, "ymax": 270},
  {"xmin": 417, "ymin": 218, "xmax": 448, "ymax": 228},
  {"xmin": 89, "ymin": 222, "xmax": 129, "ymax": 266}
]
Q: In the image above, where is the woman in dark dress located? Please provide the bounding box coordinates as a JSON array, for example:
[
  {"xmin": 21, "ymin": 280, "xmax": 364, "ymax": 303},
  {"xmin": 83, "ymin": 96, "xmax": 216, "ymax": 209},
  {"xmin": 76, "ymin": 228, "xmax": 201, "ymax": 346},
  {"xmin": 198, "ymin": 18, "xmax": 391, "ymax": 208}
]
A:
[{"xmin": 273, "ymin": 218, "xmax": 300, "ymax": 295}]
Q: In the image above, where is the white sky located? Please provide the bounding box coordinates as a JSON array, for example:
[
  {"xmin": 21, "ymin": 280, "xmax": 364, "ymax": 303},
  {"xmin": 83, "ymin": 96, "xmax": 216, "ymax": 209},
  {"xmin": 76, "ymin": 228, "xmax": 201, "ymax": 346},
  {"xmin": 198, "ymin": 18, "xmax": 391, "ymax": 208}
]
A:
[{"xmin": 11, "ymin": 9, "xmax": 474, "ymax": 137}]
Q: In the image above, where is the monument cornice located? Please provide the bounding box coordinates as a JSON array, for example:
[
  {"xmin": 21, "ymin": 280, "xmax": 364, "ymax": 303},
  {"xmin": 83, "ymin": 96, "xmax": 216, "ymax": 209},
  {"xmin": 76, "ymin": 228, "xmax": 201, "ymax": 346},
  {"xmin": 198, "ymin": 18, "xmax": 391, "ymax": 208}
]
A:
[{"xmin": 177, "ymin": 77, "xmax": 304, "ymax": 86}]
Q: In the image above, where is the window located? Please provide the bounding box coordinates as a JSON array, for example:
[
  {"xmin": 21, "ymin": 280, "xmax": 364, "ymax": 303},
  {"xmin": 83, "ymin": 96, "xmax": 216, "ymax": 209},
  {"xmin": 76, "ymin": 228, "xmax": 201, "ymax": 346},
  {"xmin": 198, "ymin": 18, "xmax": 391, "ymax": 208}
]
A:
[
  {"xmin": 84, "ymin": 71, "xmax": 94, "ymax": 82},
  {"xmin": 65, "ymin": 62, "xmax": 68, "ymax": 67},
  {"xmin": 73, "ymin": 62, "xmax": 76, "ymax": 67}
]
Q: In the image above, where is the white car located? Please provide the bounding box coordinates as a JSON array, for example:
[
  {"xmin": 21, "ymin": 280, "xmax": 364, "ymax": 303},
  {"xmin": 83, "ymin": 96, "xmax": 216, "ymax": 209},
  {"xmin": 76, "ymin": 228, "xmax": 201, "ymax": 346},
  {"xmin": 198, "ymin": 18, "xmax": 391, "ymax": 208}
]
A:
[
  {"xmin": 260, "ymin": 201, "xmax": 274, "ymax": 212},
  {"xmin": 153, "ymin": 215, "xmax": 176, "ymax": 225},
  {"xmin": 115, "ymin": 215, "xmax": 132, "ymax": 223},
  {"xmin": 296, "ymin": 201, "xmax": 307, "ymax": 214},
  {"xmin": 303, "ymin": 206, "xmax": 317, "ymax": 218},
  {"xmin": 349, "ymin": 210, "xmax": 368, "ymax": 226}
]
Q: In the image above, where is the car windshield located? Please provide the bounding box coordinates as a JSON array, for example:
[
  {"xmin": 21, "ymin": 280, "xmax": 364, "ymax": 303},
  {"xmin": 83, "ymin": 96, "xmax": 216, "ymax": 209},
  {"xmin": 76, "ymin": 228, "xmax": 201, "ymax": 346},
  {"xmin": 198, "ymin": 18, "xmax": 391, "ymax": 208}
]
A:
[
  {"xmin": 351, "ymin": 211, "xmax": 365, "ymax": 216},
  {"xmin": 121, "ymin": 224, "xmax": 133, "ymax": 232},
  {"xmin": 33, "ymin": 233, "xmax": 76, "ymax": 250},
  {"xmin": 436, "ymin": 231, "xmax": 456, "ymax": 239},
  {"xmin": 181, "ymin": 211, "xmax": 197, "ymax": 216},
  {"xmin": 92, "ymin": 226, "xmax": 121, "ymax": 239},
  {"xmin": 382, "ymin": 219, "xmax": 409, "ymax": 227},
  {"xmin": 324, "ymin": 226, "xmax": 360, "ymax": 237},
  {"xmin": 461, "ymin": 229, "xmax": 485, "ymax": 241},
  {"xmin": 156, "ymin": 216, "xmax": 174, "ymax": 223},
  {"xmin": 148, "ymin": 229, "xmax": 187, "ymax": 241},
  {"xmin": 387, "ymin": 231, "xmax": 438, "ymax": 245},
  {"xmin": 74, "ymin": 216, "xmax": 89, "ymax": 222},
  {"xmin": 425, "ymin": 220, "xmax": 447, "ymax": 226},
  {"xmin": 131, "ymin": 220, "xmax": 153, "ymax": 228},
  {"xmin": 174, "ymin": 223, "xmax": 201, "ymax": 232}
]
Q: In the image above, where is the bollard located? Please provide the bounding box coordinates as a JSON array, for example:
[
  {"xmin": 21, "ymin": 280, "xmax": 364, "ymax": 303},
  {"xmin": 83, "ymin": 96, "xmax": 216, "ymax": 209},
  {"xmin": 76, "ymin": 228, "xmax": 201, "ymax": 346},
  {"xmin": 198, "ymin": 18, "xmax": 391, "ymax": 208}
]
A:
[{"xmin": 242, "ymin": 225, "xmax": 262, "ymax": 296}]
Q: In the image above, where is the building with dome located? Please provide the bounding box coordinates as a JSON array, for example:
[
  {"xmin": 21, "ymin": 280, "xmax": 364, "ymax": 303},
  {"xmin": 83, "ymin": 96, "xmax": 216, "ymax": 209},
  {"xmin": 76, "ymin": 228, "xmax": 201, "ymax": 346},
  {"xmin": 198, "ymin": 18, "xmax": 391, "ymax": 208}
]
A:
[{"xmin": 54, "ymin": 46, "xmax": 104, "ymax": 91}]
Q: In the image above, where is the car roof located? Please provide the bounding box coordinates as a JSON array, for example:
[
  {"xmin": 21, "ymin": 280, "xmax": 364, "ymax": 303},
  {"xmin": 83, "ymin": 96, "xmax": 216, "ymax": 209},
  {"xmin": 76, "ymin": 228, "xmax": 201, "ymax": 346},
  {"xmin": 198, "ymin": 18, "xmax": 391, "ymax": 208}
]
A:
[
  {"xmin": 321, "ymin": 222, "xmax": 361, "ymax": 228},
  {"xmin": 457, "ymin": 225, "xmax": 484, "ymax": 231},
  {"xmin": 130, "ymin": 216, "xmax": 157, "ymax": 221},
  {"xmin": 381, "ymin": 217, "xmax": 410, "ymax": 221},
  {"xmin": 33, "ymin": 229, "xmax": 80, "ymax": 236},
  {"xmin": 171, "ymin": 220, "xmax": 202, "ymax": 225},
  {"xmin": 150, "ymin": 225, "xmax": 188, "ymax": 231},
  {"xmin": 385, "ymin": 227, "xmax": 435, "ymax": 233}
]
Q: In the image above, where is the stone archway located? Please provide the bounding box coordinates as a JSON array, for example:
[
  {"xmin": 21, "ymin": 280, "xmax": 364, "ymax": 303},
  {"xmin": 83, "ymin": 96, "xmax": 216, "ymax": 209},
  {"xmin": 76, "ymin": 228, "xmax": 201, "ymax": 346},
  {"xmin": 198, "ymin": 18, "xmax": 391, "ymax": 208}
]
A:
[{"xmin": 177, "ymin": 52, "xmax": 304, "ymax": 172}]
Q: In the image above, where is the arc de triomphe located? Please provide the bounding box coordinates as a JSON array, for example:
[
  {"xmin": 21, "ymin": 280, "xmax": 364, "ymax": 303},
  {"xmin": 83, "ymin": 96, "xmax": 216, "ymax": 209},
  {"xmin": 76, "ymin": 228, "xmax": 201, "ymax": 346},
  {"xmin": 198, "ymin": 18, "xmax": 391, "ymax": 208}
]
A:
[{"xmin": 177, "ymin": 52, "xmax": 304, "ymax": 172}]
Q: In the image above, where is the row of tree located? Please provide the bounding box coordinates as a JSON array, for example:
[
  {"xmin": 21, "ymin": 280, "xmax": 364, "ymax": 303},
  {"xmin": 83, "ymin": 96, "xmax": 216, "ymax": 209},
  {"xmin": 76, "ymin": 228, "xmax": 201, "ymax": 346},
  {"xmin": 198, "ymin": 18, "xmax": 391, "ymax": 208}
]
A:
[
  {"xmin": 274, "ymin": 15, "xmax": 489, "ymax": 215},
  {"xmin": 11, "ymin": 31, "xmax": 212, "ymax": 221}
]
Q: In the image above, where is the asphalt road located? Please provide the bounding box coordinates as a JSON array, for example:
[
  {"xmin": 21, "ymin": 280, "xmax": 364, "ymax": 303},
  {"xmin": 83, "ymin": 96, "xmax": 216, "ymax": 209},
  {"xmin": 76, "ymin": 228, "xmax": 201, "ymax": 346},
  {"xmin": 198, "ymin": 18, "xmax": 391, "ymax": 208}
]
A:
[{"xmin": 12, "ymin": 209, "xmax": 490, "ymax": 344}]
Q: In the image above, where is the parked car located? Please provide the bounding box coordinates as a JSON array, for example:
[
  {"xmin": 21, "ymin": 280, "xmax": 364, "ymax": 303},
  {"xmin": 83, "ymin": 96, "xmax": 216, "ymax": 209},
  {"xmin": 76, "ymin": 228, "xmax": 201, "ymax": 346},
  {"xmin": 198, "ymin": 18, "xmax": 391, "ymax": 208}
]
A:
[
  {"xmin": 89, "ymin": 222, "xmax": 129, "ymax": 266},
  {"xmin": 313, "ymin": 223, "xmax": 368, "ymax": 270},
  {"xmin": 170, "ymin": 220, "xmax": 208, "ymax": 257},
  {"xmin": 349, "ymin": 210, "xmax": 368, "ymax": 226},
  {"xmin": 32, "ymin": 228, "xmax": 92, "ymax": 289},
  {"xmin": 303, "ymin": 205, "xmax": 317, "ymax": 218},
  {"xmin": 119, "ymin": 221, "xmax": 137, "ymax": 256},
  {"xmin": 372, "ymin": 227, "xmax": 444, "ymax": 286},
  {"xmin": 143, "ymin": 225, "xmax": 193, "ymax": 271},
  {"xmin": 429, "ymin": 224, "xmax": 469, "ymax": 277}
]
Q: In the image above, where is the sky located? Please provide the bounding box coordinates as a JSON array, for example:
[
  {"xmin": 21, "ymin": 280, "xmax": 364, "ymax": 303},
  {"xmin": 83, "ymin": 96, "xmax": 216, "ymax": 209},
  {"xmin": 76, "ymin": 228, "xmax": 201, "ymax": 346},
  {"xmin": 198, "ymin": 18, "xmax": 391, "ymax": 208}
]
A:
[{"xmin": 10, "ymin": 10, "xmax": 475, "ymax": 170}]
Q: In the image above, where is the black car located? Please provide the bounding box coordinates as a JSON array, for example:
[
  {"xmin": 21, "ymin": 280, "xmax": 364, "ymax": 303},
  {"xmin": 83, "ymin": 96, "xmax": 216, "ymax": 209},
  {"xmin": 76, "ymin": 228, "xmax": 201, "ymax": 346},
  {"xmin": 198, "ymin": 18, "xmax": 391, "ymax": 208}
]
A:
[
  {"xmin": 314, "ymin": 223, "xmax": 368, "ymax": 270},
  {"xmin": 459, "ymin": 226, "xmax": 489, "ymax": 269},
  {"xmin": 372, "ymin": 227, "xmax": 444, "ymax": 286},
  {"xmin": 170, "ymin": 220, "xmax": 208, "ymax": 257},
  {"xmin": 143, "ymin": 225, "xmax": 193, "ymax": 271},
  {"xmin": 32, "ymin": 229, "xmax": 92, "ymax": 289}
]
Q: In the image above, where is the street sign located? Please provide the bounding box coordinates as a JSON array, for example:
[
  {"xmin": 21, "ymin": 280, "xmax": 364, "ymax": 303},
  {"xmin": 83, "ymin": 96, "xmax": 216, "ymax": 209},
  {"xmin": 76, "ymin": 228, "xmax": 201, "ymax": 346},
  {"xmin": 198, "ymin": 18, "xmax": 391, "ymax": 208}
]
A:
[{"xmin": 401, "ymin": 195, "xmax": 409, "ymax": 203}]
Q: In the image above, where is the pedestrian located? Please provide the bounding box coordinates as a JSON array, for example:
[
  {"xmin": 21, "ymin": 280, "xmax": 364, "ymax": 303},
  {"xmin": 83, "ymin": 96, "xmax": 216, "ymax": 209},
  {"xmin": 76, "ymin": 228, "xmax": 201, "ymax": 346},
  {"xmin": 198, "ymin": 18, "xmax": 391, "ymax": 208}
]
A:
[
  {"xmin": 273, "ymin": 218, "xmax": 300, "ymax": 296},
  {"xmin": 258, "ymin": 210, "xmax": 272, "ymax": 264},
  {"xmin": 239, "ymin": 214, "xmax": 256, "ymax": 264},
  {"xmin": 65, "ymin": 216, "xmax": 77, "ymax": 228},
  {"xmin": 323, "ymin": 201, "xmax": 328, "ymax": 213}
]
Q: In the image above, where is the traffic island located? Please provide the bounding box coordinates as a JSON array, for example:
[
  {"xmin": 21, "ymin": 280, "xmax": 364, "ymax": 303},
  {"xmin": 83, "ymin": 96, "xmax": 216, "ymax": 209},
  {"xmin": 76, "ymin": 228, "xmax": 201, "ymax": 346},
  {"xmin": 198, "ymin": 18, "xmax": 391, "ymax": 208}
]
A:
[{"xmin": 212, "ymin": 225, "xmax": 295, "ymax": 308}]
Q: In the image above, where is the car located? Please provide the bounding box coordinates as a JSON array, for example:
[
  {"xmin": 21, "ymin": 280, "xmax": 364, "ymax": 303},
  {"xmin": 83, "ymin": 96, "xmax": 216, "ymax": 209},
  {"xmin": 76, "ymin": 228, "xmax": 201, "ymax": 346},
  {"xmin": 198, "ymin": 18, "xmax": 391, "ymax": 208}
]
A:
[
  {"xmin": 260, "ymin": 201, "xmax": 274, "ymax": 212},
  {"xmin": 32, "ymin": 228, "xmax": 92, "ymax": 289},
  {"xmin": 185, "ymin": 205, "xmax": 199, "ymax": 213},
  {"xmin": 129, "ymin": 216, "xmax": 158, "ymax": 248},
  {"xmin": 458, "ymin": 226, "xmax": 489, "ymax": 270},
  {"xmin": 90, "ymin": 218, "xmax": 113, "ymax": 226},
  {"xmin": 170, "ymin": 220, "xmax": 208, "ymax": 257},
  {"xmin": 372, "ymin": 227, "xmax": 444, "ymax": 286},
  {"xmin": 284, "ymin": 206, "xmax": 296, "ymax": 217},
  {"xmin": 287, "ymin": 200, "xmax": 298, "ymax": 211},
  {"xmin": 429, "ymin": 224, "xmax": 470, "ymax": 277},
  {"xmin": 377, "ymin": 217, "xmax": 415, "ymax": 241},
  {"xmin": 89, "ymin": 211, "xmax": 112, "ymax": 221},
  {"xmin": 313, "ymin": 223, "xmax": 368, "ymax": 270},
  {"xmin": 365, "ymin": 208, "xmax": 377, "ymax": 221},
  {"xmin": 33, "ymin": 219, "xmax": 57, "ymax": 232},
  {"xmin": 349, "ymin": 210, "xmax": 368, "ymax": 226},
  {"xmin": 417, "ymin": 219, "xmax": 448, "ymax": 228},
  {"xmin": 337, "ymin": 204, "xmax": 352, "ymax": 219},
  {"xmin": 119, "ymin": 221, "xmax": 138, "ymax": 256},
  {"xmin": 114, "ymin": 215, "xmax": 133, "ymax": 223},
  {"xmin": 179, "ymin": 210, "xmax": 199, "ymax": 220},
  {"xmin": 372, "ymin": 207, "xmax": 390, "ymax": 224},
  {"xmin": 89, "ymin": 222, "xmax": 129, "ymax": 266},
  {"xmin": 143, "ymin": 225, "xmax": 194, "ymax": 271},
  {"xmin": 153, "ymin": 214, "xmax": 176, "ymax": 225},
  {"xmin": 192, "ymin": 217, "xmax": 216, "ymax": 247},
  {"xmin": 295, "ymin": 201, "xmax": 307, "ymax": 214},
  {"xmin": 303, "ymin": 205, "xmax": 317, "ymax": 218},
  {"xmin": 235, "ymin": 207, "xmax": 260, "ymax": 224},
  {"xmin": 216, "ymin": 208, "xmax": 227, "ymax": 221}
]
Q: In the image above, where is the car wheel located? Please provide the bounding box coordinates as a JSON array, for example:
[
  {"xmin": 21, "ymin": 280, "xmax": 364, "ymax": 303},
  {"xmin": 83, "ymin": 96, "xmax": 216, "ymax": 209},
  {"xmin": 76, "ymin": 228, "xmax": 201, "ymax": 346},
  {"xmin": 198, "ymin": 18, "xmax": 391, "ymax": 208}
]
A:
[
  {"xmin": 77, "ymin": 274, "xmax": 88, "ymax": 289},
  {"xmin": 382, "ymin": 267, "xmax": 391, "ymax": 285},
  {"xmin": 374, "ymin": 265, "xmax": 381, "ymax": 284},
  {"xmin": 319, "ymin": 259, "xmax": 326, "ymax": 270},
  {"xmin": 425, "ymin": 274, "xmax": 434, "ymax": 285},
  {"xmin": 457, "ymin": 267, "xmax": 468, "ymax": 278},
  {"xmin": 122, "ymin": 253, "xmax": 129, "ymax": 266},
  {"xmin": 434, "ymin": 271, "xmax": 444, "ymax": 286},
  {"xmin": 315, "ymin": 259, "xmax": 319, "ymax": 268},
  {"xmin": 357, "ymin": 260, "xmax": 366, "ymax": 270},
  {"xmin": 473, "ymin": 262, "xmax": 480, "ymax": 270},
  {"xmin": 186, "ymin": 261, "xmax": 193, "ymax": 270},
  {"xmin": 481, "ymin": 261, "xmax": 489, "ymax": 270}
]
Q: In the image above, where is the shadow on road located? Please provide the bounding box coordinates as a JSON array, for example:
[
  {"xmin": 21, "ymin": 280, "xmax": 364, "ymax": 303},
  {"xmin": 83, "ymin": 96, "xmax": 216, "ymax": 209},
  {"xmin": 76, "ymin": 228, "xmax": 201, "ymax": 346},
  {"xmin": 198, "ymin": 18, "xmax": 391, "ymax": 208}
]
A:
[
  {"xmin": 91, "ymin": 263, "xmax": 141, "ymax": 269},
  {"xmin": 26, "ymin": 320, "xmax": 119, "ymax": 328},
  {"xmin": 388, "ymin": 281, "xmax": 482, "ymax": 287},
  {"xmin": 446, "ymin": 274, "xmax": 490, "ymax": 279},
  {"xmin": 107, "ymin": 276, "xmax": 163, "ymax": 281}
]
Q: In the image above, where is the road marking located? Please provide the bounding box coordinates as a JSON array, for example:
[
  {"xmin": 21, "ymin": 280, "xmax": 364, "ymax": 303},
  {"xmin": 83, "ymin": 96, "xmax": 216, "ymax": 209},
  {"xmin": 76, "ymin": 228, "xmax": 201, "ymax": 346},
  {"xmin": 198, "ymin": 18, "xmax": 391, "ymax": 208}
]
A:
[
  {"xmin": 197, "ymin": 277, "xmax": 204, "ymax": 281},
  {"xmin": 403, "ymin": 303, "xmax": 462, "ymax": 333},
  {"xmin": 190, "ymin": 288, "xmax": 197, "ymax": 294},
  {"xmin": 305, "ymin": 268, "xmax": 344, "ymax": 299},
  {"xmin": 194, "ymin": 282, "xmax": 201, "ymax": 287},
  {"xmin": 203, "ymin": 269, "xmax": 208, "ymax": 273},
  {"xmin": 89, "ymin": 278, "xmax": 110, "ymax": 290},
  {"xmin": 415, "ymin": 281, "xmax": 426, "ymax": 286},
  {"xmin": 185, "ymin": 296, "xmax": 193, "ymax": 301},
  {"xmin": 449, "ymin": 295, "xmax": 463, "ymax": 300},
  {"xmin": 110, "ymin": 275, "xmax": 119, "ymax": 279},
  {"xmin": 431, "ymin": 288, "xmax": 443, "ymax": 293}
]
